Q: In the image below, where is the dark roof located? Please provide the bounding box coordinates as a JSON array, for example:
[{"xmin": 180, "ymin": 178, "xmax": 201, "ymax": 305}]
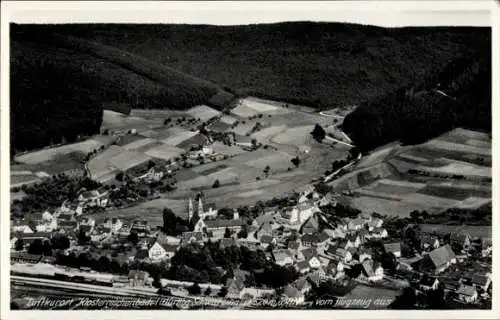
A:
[
  {"xmin": 260, "ymin": 235, "xmax": 273, "ymax": 244},
  {"xmin": 361, "ymin": 259, "xmax": 382, "ymax": 278},
  {"xmin": 301, "ymin": 248, "xmax": 318, "ymax": 261},
  {"xmin": 471, "ymin": 274, "xmax": 490, "ymax": 287},
  {"xmin": 204, "ymin": 219, "xmax": 244, "ymax": 229},
  {"xmin": 296, "ymin": 260, "xmax": 310, "ymax": 270},
  {"xmin": 219, "ymin": 238, "xmax": 236, "ymax": 247},
  {"xmin": 288, "ymin": 240, "xmax": 300, "ymax": 250},
  {"xmin": 420, "ymin": 276, "xmax": 439, "ymax": 287},
  {"xmin": 456, "ymin": 285, "xmax": 477, "ymax": 296},
  {"xmin": 181, "ymin": 232, "xmax": 203, "ymax": 243},
  {"xmin": 19, "ymin": 232, "xmax": 52, "ymax": 240},
  {"xmin": 60, "ymin": 220, "xmax": 78, "ymax": 228},
  {"xmin": 302, "ymin": 233, "xmax": 319, "ymax": 243},
  {"xmin": 283, "ymin": 285, "xmax": 300, "ymax": 298},
  {"xmin": 383, "ymin": 242, "xmax": 402, "ymax": 253},
  {"xmin": 80, "ymin": 225, "xmax": 92, "ymax": 233},
  {"xmin": 11, "ymin": 252, "xmax": 43, "ymax": 262},
  {"xmin": 426, "ymin": 245, "xmax": 456, "ymax": 270}
]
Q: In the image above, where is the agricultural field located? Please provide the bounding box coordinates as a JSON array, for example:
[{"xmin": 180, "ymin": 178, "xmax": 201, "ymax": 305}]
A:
[
  {"xmin": 144, "ymin": 144, "xmax": 185, "ymax": 161},
  {"xmin": 339, "ymin": 128, "xmax": 492, "ymax": 217},
  {"xmin": 14, "ymin": 136, "xmax": 115, "ymax": 165},
  {"xmin": 419, "ymin": 224, "xmax": 491, "ymax": 240},
  {"xmin": 185, "ymin": 105, "xmax": 221, "ymax": 121}
]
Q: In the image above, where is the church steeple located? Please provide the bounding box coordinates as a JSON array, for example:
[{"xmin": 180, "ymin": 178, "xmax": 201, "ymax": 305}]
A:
[
  {"xmin": 198, "ymin": 196, "xmax": 204, "ymax": 216},
  {"xmin": 188, "ymin": 198, "xmax": 194, "ymax": 221}
]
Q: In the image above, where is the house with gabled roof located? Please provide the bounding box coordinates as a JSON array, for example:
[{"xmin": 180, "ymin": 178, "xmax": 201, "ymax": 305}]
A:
[
  {"xmin": 103, "ymin": 218, "xmax": 123, "ymax": 234},
  {"xmin": 383, "ymin": 242, "xmax": 402, "ymax": 258},
  {"xmin": 455, "ymin": 285, "xmax": 478, "ymax": 303},
  {"xmin": 295, "ymin": 260, "xmax": 311, "ymax": 274},
  {"xmin": 354, "ymin": 247, "xmax": 372, "ymax": 263},
  {"xmin": 11, "ymin": 221, "xmax": 34, "ymax": 234},
  {"xmin": 368, "ymin": 227, "xmax": 388, "ymax": 239},
  {"xmin": 293, "ymin": 276, "xmax": 313, "ymax": 294},
  {"xmin": 367, "ymin": 218, "xmax": 383, "ymax": 231},
  {"xmin": 357, "ymin": 259, "xmax": 384, "ymax": 282},
  {"xmin": 346, "ymin": 234, "xmax": 361, "ymax": 248},
  {"xmin": 419, "ymin": 244, "xmax": 456, "ymax": 274},
  {"xmin": 450, "ymin": 232, "xmax": 471, "ymax": 250},
  {"xmin": 348, "ymin": 218, "xmax": 365, "ymax": 231},
  {"xmin": 282, "ymin": 284, "xmax": 304, "ymax": 302},
  {"xmin": 471, "ymin": 274, "xmax": 492, "ymax": 292}
]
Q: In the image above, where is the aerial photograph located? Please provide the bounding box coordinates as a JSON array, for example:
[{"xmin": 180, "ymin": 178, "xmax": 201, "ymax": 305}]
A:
[{"xmin": 8, "ymin": 4, "xmax": 492, "ymax": 311}]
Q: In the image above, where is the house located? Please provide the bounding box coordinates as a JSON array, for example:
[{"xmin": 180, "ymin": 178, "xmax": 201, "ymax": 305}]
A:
[
  {"xmin": 135, "ymin": 167, "xmax": 164, "ymax": 182},
  {"xmin": 420, "ymin": 244, "xmax": 456, "ymax": 274},
  {"xmin": 346, "ymin": 235, "xmax": 361, "ymax": 248},
  {"xmin": 10, "ymin": 252, "xmax": 43, "ymax": 264},
  {"xmin": 103, "ymin": 218, "xmax": 123, "ymax": 234},
  {"xmin": 282, "ymin": 285, "xmax": 304, "ymax": 303},
  {"xmin": 198, "ymin": 218, "xmax": 244, "ymax": 236},
  {"xmin": 455, "ymin": 285, "xmax": 478, "ymax": 303},
  {"xmin": 11, "ymin": 222, "xmax": 34, "ymax": 234},
  {"xmin": 273, "ymin": 249, "xmax": 294, "ymax": 266},
  {"xmin": 78, "ymin": 187, "xmax": 109, "ymax": 207},
  {"xmin": 128, "ymin": 270, "xmax": 152, "ymax": 287},
  {"xmin": 35, "ymin": 211, "xmax": 58, "ymax": 232},
  {"xmin": 328, "ymin": 257, "xmax": 345, "ymax": 275},
  {"xmin": 301, "ymin": 233, "xmax": 320, "ymax": 248},
  {"xmin": 16, "ymin": 232, "xmax": 52, "ymax": 246},
  {"xmin": 299, "ymin": 211, "xmax": 323, "ymax": 234},
  {"xmin": 293, "ymin": 276, "xmax": 313, "ymax": 294},
  {"xmin": 333, "ymin": 248, "xmax": 352, "ymax": 264},
  {"xmin": 419, "ymin": 276, "xmax": 440, "ymax": 291},
  {"xmin": 383, "ymin": 242, "xmax": 402, "ymax": 258},
  {"xmin": 481, "ymin": 239, "xmax": 492, "ymax": 257},
  {"xmin": 348, "ymin": 218, "xmax": 365, "ymax": 231},
  {"xmin": 368, "ymin": 227, "xmax": 388, "ymax": 239},
  {"xmin": 357, "ymin": 259, "xmax": 384, "ymax": 282},
  {"xmin": 471, "ymin": 274, "xmax": 492, "ymax": 291},
  {"xmin": 450, "ymin": 232, "xmax": 471, "ymax": 250},
  {"xmin": 259, "ymin": 235, "xmax": 275, "ymax": 249},
  {"xmin": 130, "ymin": 220, "xmax": 150, "ymax": 236},
  {"xmin": 59, "ymin": 220, "xmax": 79, "ymax": 233},
  {"xmin": 79, "ymin": 217, "xmax": 95, "ymax": 228},
  {"xmin": 355, "ymin": 247, "xmax": 372, "ymax": 262},
  {"xmin": 299, "ymin": 248, "xmax": 321, "ymax": 269},
  {"xmin": 295, "ymin": 260, "xmax": 311, "ymax": 274},
  {"xmin": 148, "ymin": 241, "xmax": 178, "ymax": 261},
  {"xmin": 421, "ymin": 235, "xmax": 440, "ymax": 251},
  {"xmin": 180, "ymin": 231, "xmax": 204, "ymax": 245},
  {"xmin": 317, "ymin": 193, "xmax": 335, "ymax": 207},
  {"xmin": 367, "ymin": 218, "xmax": 384, "ymax": 231},
  {"xmin": 256, "ymin": 221, "xmax": 273, "ymax": 239}
]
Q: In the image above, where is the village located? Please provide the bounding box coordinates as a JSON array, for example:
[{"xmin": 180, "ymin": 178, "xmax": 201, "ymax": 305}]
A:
[{"xmin": 10, "ymin": 173, "xmax": 493, "ymax": 309}]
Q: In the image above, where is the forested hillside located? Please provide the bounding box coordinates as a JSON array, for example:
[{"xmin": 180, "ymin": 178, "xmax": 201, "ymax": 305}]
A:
[
  {"xmin": 10, "ymin": 22, "xmax": 490, "ymax": 154},
  {"xmin": 342, "ymin": 43, "xmax": 491, "ymax": 153}
]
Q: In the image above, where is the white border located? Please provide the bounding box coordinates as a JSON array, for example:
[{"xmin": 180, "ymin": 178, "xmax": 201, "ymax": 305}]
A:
[{"xmin": 1, "ymin": 1, "xmax": 499, "ymax": 319}]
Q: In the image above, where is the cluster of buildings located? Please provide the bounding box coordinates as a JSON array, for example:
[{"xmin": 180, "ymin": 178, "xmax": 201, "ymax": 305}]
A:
[{"xmin": 10, "ymin": 181, "xmax": 492, "ymax": 307}]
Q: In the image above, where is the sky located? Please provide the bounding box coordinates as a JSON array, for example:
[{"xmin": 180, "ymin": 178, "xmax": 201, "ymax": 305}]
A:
[{"xmin": 4, "ymin": 1, "xmax": 493, "ymax": 27}]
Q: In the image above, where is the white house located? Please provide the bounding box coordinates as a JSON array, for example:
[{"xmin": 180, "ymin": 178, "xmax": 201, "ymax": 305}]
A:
[
  {"xmin": 12, "ymin": 224, "xmax": 34, "ymax": 234},
  {"xmin": 273, "ymin": 249, "xmax": 294, "ymax": 266},
  {"xmin": 35, "ymin": 212, "xmax": 58, "ymax": 232},
  {"xmin": 456, "ymin": 285, "xmax": 478, "ymax": 303},
  {"xmin": 135, "ymin": 167, "xmax": 164, "ymax": 182},
  {"xmin": 368, "ymin": 228, "xmax": 388, "ymax": 239},
  {"xmin": 348, "ymin": 218, "xmax": 365, "ymax": 231},
  {"xmin": 103, "ymin": 218, "xmax": 123, "ymax": 234}
]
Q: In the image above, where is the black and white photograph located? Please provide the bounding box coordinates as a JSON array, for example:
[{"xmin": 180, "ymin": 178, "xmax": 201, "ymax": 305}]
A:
[{"xmin": 1, "ymin": 0, "xmax": 498, "ymax": 317}]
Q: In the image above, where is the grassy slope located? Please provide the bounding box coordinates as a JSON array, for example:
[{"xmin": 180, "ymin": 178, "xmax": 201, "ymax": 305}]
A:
[{"xmin": 30, "ymin": 22, "xmax": 490, "ymax": 108}]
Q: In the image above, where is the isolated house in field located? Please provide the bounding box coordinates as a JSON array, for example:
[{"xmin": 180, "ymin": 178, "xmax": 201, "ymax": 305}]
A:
[
  {"xmin": 135, "ymin": 167, "xmax": 164, "ymax": 182},
  {"xmin": 383, "ymin": 242, "xmax": 402, "ymax": 258},
  {"xmin": 420, "ymin": 244, "xmax": 456, "ymax": 274},
  {"xmin": 456, "ymin": 285, "xmax": 478, "ymax": 303}
]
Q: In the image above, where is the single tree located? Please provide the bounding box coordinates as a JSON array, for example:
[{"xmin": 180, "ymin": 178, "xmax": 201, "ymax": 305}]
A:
[
  {"xmin": 224, "ymin": 227, "xmax": 232, "ymax": 238},
  {"xmin": 212, "ymin": 179, "xmax": 221, "ymax": 188},
  {"xmin": 27, "ymin": 239, "xmax": 43, "ymax": 255},
  {"xmin": 14, "ymin": 238, "xmax": 24, "ymax": 251},
  {"xmin": 311, "ymin": 124, "xmax": 326, "ymax": 142},
  {"xmin": 291, "ymin": 156, "xmax": 301, "ymax": 168},
  {"xmin": 128, "ymin": 231, "xmax": 139, "ymax": 245},
  {"xmin": 204, "ymin": 287, "xmax": 212, "ymax": 296},
  {"xmin": 218, "ymin": 286, "xmax": 228, "ymax": 297},
  {"xmin": 187, "ymin": 283, "xmax": 201, "ymax": 295}
]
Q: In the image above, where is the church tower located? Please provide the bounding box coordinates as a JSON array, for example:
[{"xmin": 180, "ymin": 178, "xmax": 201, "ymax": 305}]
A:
[
  {"xmin": 198, "ymin": 196, "xmax": 204, "ymax": 216},
  {"xmin": 188, "ymin": 198, "xmax": 194, "ymax": 221}
]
